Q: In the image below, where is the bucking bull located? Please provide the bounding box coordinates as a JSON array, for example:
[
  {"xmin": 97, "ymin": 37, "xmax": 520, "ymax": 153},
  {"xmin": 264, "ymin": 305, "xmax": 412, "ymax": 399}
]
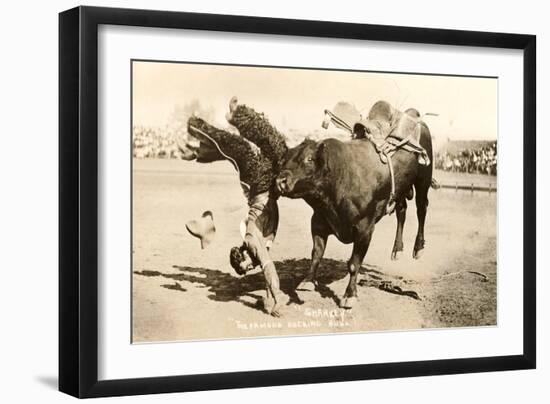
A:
[
  {"xmin": 182, "ymin": 98, "xmax": 436, "ymax": 312},
  {"xmin": 276, "ymin": 101, "xmax": 435, "ymax": 308}
]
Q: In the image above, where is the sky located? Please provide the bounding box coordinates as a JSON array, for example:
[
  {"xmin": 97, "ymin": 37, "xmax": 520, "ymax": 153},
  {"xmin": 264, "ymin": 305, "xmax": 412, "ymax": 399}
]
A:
[{"xmin": 132, "ymin": 61, "xmax": 498, "ymax": 141}]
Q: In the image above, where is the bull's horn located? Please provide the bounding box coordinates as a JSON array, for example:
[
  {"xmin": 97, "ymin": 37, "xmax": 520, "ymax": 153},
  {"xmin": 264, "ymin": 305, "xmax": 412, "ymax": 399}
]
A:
[{"xmin": 185, "ymin": 211, "xmax": 216, "ymax": 249}]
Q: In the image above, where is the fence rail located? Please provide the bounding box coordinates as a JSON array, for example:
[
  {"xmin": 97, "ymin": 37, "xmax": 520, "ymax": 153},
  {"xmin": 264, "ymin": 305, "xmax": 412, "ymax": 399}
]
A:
[{"xmin": 438, "ymin": 182, "xmax": 496, "ymax": 193}]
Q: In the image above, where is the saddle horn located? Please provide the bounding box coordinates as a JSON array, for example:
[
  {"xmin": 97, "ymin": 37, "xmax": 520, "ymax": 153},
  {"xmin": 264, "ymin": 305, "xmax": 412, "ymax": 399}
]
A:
[{"xmin": 185, "ymin": 211, "xmax": 216, "ymax": 249}]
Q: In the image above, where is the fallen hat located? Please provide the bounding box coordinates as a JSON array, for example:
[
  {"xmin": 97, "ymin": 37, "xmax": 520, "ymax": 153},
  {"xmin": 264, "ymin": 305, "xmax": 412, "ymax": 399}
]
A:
[{"xmin": 185, "ymin": 211, "xmax": 216, "ymax": 249}]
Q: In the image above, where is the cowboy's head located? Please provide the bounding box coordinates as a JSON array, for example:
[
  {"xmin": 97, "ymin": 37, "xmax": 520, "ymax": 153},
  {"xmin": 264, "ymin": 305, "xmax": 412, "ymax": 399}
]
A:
[{"xmin": 229, "ymin": 244, "xmax": 254, "ymax": 276}]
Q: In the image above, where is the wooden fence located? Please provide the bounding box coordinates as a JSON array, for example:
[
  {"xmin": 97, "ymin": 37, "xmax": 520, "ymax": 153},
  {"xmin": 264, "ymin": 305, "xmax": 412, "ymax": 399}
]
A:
[{"xmin": 438, "ymin": 182, "xmax": 497, "ymax": 193}]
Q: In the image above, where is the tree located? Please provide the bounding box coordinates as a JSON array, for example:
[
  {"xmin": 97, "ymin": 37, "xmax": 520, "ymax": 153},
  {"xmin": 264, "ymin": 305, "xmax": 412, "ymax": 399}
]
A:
[{"xmin": 169, "ymin": 99, "xmax": 215, "ymax": 129}]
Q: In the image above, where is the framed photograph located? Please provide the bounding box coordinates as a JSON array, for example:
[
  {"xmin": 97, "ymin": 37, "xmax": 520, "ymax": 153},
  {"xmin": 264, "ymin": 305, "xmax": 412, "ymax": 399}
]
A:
[{"xmin": 59, "ymin": 6, "xmax": 536, "ymax": 398}]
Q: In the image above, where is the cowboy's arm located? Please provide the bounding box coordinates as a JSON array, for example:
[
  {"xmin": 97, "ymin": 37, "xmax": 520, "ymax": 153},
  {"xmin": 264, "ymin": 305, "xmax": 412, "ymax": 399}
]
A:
[
  {"xmin": 243, "ymin": 218, "xmax": 282, "ymax": 310},
  {"xmin": 244, "ymin": 223, "xmax": 272, "ymax": 270}
]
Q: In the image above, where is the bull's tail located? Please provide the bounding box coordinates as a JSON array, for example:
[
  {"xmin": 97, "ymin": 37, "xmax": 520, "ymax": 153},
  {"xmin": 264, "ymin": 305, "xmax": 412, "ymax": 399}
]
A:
[{"xmin": 405, "ymin": 180, "xmax": 439, "ymax": 199}]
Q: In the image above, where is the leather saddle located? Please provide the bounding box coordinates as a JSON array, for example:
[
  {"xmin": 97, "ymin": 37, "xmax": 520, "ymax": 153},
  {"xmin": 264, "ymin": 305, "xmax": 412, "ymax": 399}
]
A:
[
  {"xmin": 322, "ymin": 100, "xmax": 432, "ymax": 215},
  {"xmin": 323, "ymin": 100, "xmax": 430, "ymax": 165}
]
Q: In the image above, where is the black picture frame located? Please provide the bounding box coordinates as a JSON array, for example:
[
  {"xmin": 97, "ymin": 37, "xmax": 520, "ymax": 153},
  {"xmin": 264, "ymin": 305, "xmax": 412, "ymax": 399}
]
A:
[{"xmin": 59, "ymin": 5, "xmax": 536, "ymax": 398}]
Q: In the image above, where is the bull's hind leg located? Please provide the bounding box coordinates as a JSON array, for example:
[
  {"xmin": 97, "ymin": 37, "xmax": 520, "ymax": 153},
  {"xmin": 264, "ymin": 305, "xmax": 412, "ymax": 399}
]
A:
[
  {"xmin": 340, "ymin": 226, "xmax": 373, "ymax": 309},
  {"xmin": 413, "ymin": 180, "xmax": 430, "ymax": 259},
  {"xmin": 298, "ymin": 213, "xmax": 330, "ymax": 291},
  {"xmin": 391, "ymin": 199, "xmax": 407, "ymax": 260}
]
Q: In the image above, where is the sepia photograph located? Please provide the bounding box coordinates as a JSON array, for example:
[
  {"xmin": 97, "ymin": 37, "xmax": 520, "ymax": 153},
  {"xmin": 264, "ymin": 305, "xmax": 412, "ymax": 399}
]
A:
[{"xmin": 131, "ymin": 60, "xmax": 498, "ymax": 343}]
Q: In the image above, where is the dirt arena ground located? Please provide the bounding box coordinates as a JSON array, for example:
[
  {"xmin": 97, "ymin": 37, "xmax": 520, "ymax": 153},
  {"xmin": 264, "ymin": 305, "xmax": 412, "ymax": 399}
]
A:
[{"xmin": 132, "ymin": 159, "xmax": 497, "ymax": 342}]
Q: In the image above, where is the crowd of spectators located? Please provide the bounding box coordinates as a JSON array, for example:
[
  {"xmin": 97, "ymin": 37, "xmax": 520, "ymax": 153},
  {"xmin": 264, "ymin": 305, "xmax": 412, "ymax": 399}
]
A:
[
  {"xmin": 133, "ymin": 125, "xmax": 182, "ymax": 159},
  {"xmin": 434, "ymin": 142, "xmax": 497, "ymax": 176},
  {"xmin": 134, "ymin": 123, "xmax": 498, "ymax": 177},
  {"xmin": 133, "ymin": 125, "xmax": 344, "ymax": 158}
]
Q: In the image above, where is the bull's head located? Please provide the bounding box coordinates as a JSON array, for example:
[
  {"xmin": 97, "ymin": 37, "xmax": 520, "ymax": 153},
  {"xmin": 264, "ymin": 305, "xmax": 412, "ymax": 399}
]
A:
[{"xmin": 276, "ymin": 138, "xmax": 328, "ymax": 198}]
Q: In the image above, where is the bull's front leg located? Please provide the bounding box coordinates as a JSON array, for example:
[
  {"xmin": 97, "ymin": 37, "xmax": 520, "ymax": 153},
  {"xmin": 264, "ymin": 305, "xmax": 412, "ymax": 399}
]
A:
[
  {"xmin": 340, "ymin": 225, "xmax": 374, "ymax": 309},
  {"xmin": 297, "ymin": 213, "xmax": 330, "ymax": 291}
]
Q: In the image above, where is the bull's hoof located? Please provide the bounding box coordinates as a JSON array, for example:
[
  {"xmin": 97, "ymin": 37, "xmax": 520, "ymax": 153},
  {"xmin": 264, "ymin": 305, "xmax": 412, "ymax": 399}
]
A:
[
  {"xmin": 297, "ymin": 280, "xmax": 317, "ymax": 291},
  {"xmin": 391, "ymin": 250, "xmax": 403, "ymax": 261},
  {"xmin": 413, "ymin": 248, "xmax": 424, "ymax": 260},
  {"xmin": 339, "ymin": 296, "xmax": 357, "ymax": 309}
]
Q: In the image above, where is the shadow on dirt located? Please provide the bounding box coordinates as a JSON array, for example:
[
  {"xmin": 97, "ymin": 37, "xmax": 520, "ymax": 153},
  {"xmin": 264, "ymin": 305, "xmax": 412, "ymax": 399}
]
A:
[{"xmin": 135, "ymin": 258, "xmax": 420, "ymax": 314}]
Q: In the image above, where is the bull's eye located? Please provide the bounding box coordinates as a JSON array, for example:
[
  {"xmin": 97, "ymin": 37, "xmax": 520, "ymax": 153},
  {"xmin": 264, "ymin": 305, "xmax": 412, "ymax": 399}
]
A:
[{"xmin": 305, "ymin": 156, "xmax": 313, "ymax": 163}]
